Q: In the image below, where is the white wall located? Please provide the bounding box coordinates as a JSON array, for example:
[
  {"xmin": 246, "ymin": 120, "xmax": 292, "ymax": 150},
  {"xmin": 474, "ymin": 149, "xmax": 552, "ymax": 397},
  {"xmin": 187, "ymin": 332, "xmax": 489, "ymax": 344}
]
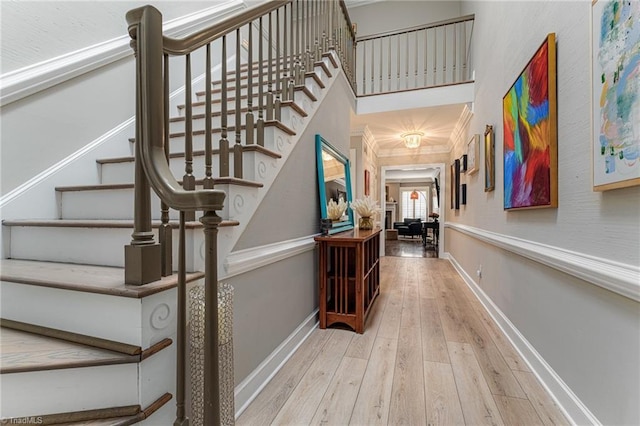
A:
[
  {"xmin": 0, "ymin": 1, "xmax": 217, "ymax": 73},
  {"xmin": 0, "ymin": 1, "xmax": 245, "ymax": 198},
  {"xmin": 450, "ymin": 1, "xmax": 640, "ymax": 424},
  {"xmin": 347, "ymin": 0, "xmax": 461, "ymax": 38}
]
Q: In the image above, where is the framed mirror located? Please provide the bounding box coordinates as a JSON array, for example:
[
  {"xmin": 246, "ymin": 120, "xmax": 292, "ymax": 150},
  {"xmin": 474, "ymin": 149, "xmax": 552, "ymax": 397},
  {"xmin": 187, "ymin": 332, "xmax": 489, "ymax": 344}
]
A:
[{"xmin": 316, "ymin": 134, "xmax": 354, "ymax": 234}]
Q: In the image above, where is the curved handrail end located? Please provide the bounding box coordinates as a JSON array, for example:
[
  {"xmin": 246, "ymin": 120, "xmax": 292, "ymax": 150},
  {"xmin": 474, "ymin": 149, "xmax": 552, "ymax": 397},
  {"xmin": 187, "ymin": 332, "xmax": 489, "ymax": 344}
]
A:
[{"xmin": 126, "ymin": 5, "xmax": 161, "ymax": 39}]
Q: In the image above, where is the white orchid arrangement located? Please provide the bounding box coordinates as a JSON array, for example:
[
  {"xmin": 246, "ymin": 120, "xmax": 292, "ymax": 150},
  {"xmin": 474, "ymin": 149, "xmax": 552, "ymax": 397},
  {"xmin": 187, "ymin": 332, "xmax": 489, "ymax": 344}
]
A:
[
  {"xmin": 350, "ymin": 196, "xmax": 380, "ymax": 218},
  {"xmin": 326, "ymin": 197, "xmax": 348, "ymax": 220}
]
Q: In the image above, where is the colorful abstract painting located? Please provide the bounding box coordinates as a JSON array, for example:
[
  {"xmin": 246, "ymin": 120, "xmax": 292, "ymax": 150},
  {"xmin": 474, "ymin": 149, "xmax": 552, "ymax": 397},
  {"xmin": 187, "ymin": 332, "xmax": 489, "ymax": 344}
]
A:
[
  {"xmin": 592, "ymin": 0, "xmax": 640, "ymax": 191},
  {"xmin": 503, "ymin": 34, "xmax": 557, "ymax": 210}
]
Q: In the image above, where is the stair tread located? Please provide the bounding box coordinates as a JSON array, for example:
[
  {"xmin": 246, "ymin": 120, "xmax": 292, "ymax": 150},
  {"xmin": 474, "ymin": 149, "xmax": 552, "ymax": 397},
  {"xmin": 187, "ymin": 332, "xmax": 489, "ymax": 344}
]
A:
[
  {"xmin": 59, "ymin": 415, "xmax": 140, "ymax": 425},
  {"xmin": 1, "ymin": 393, "xmax": 171, "ymax": 425},
  {"xmin": 0, "ymin": 259, "xmax": 203, "ymax": 298},
  {"xmin": 196, "ymin": 72, "xmax": 321, "ymax": 95},
  {"xmin": 127, "ymin": 119, "xmax": 296, "ymax": 141},
  {"xmin": 169, "ymin": 119, "xmax": 296, "ymax": 137},
  {"xmin": 96, "ymin": 143, "xmax": 283, "ymax": 165},
  {"xmin": 0, "ymin": 327, "xmax": 136, "ymax": 374},
  {"xmin": 54, "ymin": 177, "xmax": 263, "ymax": 192},
  {"xmin": 168, "ymin": 100, "xmax": 307, "ymax": 122}
]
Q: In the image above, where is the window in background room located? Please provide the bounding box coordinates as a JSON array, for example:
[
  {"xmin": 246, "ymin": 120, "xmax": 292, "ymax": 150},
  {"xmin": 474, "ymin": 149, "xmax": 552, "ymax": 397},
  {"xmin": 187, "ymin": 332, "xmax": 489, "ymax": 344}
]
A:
[{"xmin": 400, "ymin": 188, "xmax": 428, "ymax": 221}]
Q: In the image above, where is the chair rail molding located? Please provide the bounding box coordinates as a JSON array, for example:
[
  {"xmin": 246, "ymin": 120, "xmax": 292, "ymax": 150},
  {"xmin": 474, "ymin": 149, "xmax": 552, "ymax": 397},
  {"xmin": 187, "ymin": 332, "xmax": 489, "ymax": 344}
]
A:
[
  {"xmin": 445, "ymin": 222, "xmax": 640, "ymax": 302},
  {"xmin": 0, "ymin": 0, "xmax": 244, "ymax": 107},
  {"xmin": 223, "ymin": 235, "xmax": 317, "ymax": 279}
]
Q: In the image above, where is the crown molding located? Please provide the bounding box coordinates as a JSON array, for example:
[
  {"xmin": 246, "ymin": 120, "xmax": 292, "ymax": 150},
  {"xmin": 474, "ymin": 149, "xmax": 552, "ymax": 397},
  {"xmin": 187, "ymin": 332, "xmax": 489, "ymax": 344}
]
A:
[
  {"xmin": 351, "ymin": 125, "xmax": 379, "ymax": 157},
  {"xmin": 377, "ymin": 144, "xmax": 451, "ymax": 158},
  {"xmin": 448, "ymin": 103, "xmax": 474, "ymax": 148}
]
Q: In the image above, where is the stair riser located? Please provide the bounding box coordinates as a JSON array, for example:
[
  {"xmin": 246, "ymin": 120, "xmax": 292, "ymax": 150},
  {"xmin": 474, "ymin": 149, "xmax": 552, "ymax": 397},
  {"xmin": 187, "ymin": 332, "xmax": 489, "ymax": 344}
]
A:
[
  {"xmin": 135, "ymin": 130, "xmax": 253, "ymax": 155},
  {"xmin": 179, "ymin": 95, "xmax": 260, "ymax": 116},
  {"xmin": 1, "ymin": 363, "xmax": 138, "ymax": 418},
  {"xmin": 0, "ymin": 283, "xmax": 179, "ymax": 347},
  {"xmin": 195, "ymin": 83, "xmax": 277, "ymax": 102},
  {"xmin": 302, "ymin": 76, "xmax": 323, "ymax": 99},
  {"xmin": 169, "ymin": 102, "xmax": 304, "ymax": 134},
  {"xmin": 169, "ymin": 113, "xmax": 246, "ymax": 134},
  {"xmin": 102, "ymin": 156, "xmax": 224, "ymax": 186},
  {"xmin": 65, "ymin": 152, "xmax": 272, "ymax": 220},
  {"xmin": 316, "ymin": 61, "xmax": 334, "ymax": 85},
  {"xmin": 193, "ymin": 75, "xmax": 322, "ymax": 104},
  {"xmin": 178, "ymin": 82, "xmax": 315, "ymax": 118},
  {"xmin": 10, "ymin": 226, "xmax": 130, "ymax": 267},
  {"xmin": 140, "ymin": 344, "xmax": 176, "ymax": 408},
  {"xmin": 8, "ymin": 226, "xmax": 204, "ymax": 271},
  {"xmin": 100, "ymin": 150, "xmax": 278, "ymax": 187},
  {"xmin": 294, "ymin": 90, "xmax": 315, "ymax": 116}
]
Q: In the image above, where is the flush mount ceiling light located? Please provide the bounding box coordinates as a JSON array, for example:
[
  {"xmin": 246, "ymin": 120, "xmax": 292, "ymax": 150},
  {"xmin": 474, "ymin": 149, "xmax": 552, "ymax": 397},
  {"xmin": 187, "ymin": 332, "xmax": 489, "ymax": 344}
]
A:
[{"xmin": 402, "ymin": 131, "xmax": 424, "ymax": 149}]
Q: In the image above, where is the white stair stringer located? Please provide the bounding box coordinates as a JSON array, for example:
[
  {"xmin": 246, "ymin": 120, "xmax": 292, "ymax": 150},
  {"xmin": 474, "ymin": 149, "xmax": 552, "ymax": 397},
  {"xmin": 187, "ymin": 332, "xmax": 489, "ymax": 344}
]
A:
[{"xmin": 212, "ymin": 53, "xmax": 340, "ymax": 278}]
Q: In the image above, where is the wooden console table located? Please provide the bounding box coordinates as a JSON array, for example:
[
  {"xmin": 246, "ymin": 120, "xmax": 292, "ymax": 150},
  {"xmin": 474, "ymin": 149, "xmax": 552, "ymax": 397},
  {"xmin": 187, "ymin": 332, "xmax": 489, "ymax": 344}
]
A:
[{"xmin": 314, "ymin": 228, "xmax": 381, "ymax": 334}]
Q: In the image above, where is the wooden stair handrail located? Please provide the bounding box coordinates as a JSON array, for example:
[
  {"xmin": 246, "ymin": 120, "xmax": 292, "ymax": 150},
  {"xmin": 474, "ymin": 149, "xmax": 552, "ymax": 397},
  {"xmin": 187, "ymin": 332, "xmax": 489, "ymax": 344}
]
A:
[{"xmin": 126, "ymin": 6, "xmax": 226, "ymax": 212}]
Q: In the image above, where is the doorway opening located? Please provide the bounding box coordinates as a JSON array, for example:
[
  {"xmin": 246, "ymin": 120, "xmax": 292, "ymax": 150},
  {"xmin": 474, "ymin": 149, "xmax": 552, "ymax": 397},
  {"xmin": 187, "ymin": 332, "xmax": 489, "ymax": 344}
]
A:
[{"xmin": 380, "ymin": 164, "xmax": 445, "ymax": 259}]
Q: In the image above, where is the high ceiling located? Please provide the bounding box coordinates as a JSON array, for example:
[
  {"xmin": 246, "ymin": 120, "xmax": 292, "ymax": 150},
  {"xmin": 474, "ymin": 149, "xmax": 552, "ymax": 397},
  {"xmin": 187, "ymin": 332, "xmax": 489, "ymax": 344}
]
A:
[
  {"xmin": 344, "ymin": 0, "xmax": 469, "ymax": 181},
  {"xmin": 350, "ymin": 103, "xmax": 466, "ymax": 154}
]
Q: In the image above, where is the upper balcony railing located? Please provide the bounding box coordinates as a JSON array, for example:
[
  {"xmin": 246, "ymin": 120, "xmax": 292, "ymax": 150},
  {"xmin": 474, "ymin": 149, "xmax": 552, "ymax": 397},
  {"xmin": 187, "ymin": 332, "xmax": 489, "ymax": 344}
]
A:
[{"xmin": 355, "ymin": 15, "xmax": 475, "ymax": 96}]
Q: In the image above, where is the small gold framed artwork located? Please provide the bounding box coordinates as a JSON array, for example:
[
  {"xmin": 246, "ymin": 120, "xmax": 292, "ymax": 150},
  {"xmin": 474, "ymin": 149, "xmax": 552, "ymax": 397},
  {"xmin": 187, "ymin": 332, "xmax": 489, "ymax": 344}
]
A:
[{"xmin": 467, "ymin": 134, "xmax": 480, "ymax": 175}]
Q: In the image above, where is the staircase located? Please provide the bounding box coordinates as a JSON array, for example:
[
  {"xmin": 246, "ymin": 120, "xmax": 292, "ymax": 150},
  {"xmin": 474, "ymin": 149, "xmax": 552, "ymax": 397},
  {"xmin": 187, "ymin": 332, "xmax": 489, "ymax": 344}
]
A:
[{"xmin": 0, "ymin": 30, "xmax": 342, "ymax": 426}]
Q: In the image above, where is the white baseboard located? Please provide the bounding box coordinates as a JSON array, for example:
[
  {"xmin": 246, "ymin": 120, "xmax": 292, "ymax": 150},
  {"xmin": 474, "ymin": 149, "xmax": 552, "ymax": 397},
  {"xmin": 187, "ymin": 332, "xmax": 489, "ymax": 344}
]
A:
[
  {"xmin": 447, "ymin": 254, "xmax": 601, "ymax": 426},
  {"xmin": 234, "ymin": 309, "xmax": 319, "ymax": 418}
]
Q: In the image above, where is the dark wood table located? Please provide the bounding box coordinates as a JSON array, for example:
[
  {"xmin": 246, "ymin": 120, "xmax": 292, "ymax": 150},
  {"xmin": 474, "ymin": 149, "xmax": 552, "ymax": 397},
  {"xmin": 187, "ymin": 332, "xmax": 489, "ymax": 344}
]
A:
[
  {"xmin": 314, "ymin": 228, "xmax": 381, "ymax": 334},
  {"xmin": 422, "ymin": 221, "xmax": 439, "ymax": 247}
]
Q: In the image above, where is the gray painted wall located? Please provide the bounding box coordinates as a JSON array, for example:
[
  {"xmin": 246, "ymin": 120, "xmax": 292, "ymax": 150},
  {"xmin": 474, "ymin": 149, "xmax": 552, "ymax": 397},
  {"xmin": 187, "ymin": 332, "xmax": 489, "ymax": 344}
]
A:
[
  {"xmin": 226, "ymin": 250, "xmax": 318, "ymax": 385},
  {"xmin": 449, "ymin": 1, "xmax": 640, "ymax": 424},
  {"xmin": 230, "ymin": 70, "xmax": 354, "ymax": 384},
  {"xmin": 234, "ymin": 71, "xmax": 355, "ymax": 250}
]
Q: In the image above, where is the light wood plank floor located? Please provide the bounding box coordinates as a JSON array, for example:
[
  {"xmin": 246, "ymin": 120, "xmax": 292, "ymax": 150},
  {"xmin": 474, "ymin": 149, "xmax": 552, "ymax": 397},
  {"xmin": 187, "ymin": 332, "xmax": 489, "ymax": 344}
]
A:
[{"xmin": 237, "ymin": 257, "xmax": 569, "ymax": 426}]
